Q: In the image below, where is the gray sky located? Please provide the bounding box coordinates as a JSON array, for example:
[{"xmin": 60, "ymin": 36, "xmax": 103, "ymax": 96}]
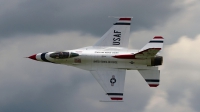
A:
[
  {"xmin": 0, "ymin": 0, "xmax": 179, "ymax": 37},
  {"xmin": 1, "ymin": 0, "xmax": 200, "ymax": 112}
]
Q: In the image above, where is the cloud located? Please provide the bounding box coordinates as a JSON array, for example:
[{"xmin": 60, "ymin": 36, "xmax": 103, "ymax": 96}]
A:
[
  {"xmin": 0, "ymin": 32, "xmax": 155, "ymax": 112},
  {"xmin": 1, "ymin": 28, "xmax": 200, "ymax": 112},
  {"xmin": 0, "ymin": 32, "xmax": 97, "ymax": 112},
  {"xmin": 144, "ymin": 35, "xmax": 200, "ymax": 112},
  {"xmin": 1, "ymin": 0, "xmax": 200, "ymax": 112},
  {"xmin": 0, "ymin": 0, "xmax": 180, "ymax": 37},
  {"xmin": 144, "ymin": 90, "xmax": 194, "ymax": 112},
  {"xmin": 128, "ymin": 0, "xmax": 200, "ymax": 50}
]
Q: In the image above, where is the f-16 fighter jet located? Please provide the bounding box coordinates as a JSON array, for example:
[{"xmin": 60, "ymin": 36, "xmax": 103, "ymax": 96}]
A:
[{"xmin": 28, "ymin": 17, "xmax": 163, "ymax": 101}]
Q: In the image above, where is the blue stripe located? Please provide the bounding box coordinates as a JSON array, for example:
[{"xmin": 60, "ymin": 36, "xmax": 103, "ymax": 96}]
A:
[
  {"xmin": 149, "ymin": 40, "xmax": 163, "ymax": 43},
  {"xmin": 145, "ymin": 79, "xmax": 159, "ymax": 82},
  {"xmin": 41, "ymin": 52, "xmax": 53, "ymax": 63},
  {"xmin": 114, "ymin": 23, "xmax": 130, "ymax": 25},
  {"xmin": 107, "ymin": 93, "xmax": 123, "ymax": 96}
]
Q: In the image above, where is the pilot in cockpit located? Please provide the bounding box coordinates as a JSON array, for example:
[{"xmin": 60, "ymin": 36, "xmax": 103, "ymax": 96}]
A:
[{"xmin": 50, "ymin": 52, "xmax": 79, "ymax": 59}]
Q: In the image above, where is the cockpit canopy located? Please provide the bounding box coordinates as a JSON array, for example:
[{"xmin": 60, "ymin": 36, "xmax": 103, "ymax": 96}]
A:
[{"xmin": 50, "ymin": 52, "xmax": 79, "ymax": 59}]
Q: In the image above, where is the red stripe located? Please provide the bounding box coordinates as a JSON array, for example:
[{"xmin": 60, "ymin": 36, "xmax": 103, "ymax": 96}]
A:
[
  {"xmin": 113, "ymin": 48, "xmax": 161, "ymax": 59},
  {"xmin": 137, "ymin": 48, "xmax": 161, "ymax": 54},
  {"xmin": 111, "ymin": 97, "xmax": 123, "ymax": 100},
  {"xmin": 149, "ymin": 84, "xmax": 159, "ymax": 87},
  {"xmin": 119, "ymin": 18, "xmax": 131, "ymax": 21},
  {"xmin": 113, "ymin": 54, "xmax": 135, "ymax": 59},
  {"xmin": 154, "ymin": 36, "xmax": 163, "ymax": 39}
]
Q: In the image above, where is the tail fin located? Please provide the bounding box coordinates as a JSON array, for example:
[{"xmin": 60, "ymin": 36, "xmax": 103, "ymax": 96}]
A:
[
  {"xmin": 140, "ymin": 36, "xmax": 164, "ymax": 51},
  {"xmin": 112, "ymin": 36, "xmax": 164, "ymax": 59}
]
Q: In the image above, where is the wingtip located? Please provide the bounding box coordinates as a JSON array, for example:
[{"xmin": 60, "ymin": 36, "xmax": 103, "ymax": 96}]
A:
[
  {"xmin": 149, "ymin": 84, "xmax": 159, "ymax": 87},
  {"xmin": 154, "ymin": 36, "xmax": 164, "ymax": 39},
  {"xmin": 111, "ymin": 97, "xmax": 123, "ymax": 100}
]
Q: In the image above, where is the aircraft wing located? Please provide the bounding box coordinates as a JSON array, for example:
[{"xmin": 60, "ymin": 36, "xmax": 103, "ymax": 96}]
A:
[
  {"xmin": 90, "ymin": 68, "xmax": 126, "ymax": 101},
  {"xmin": 138, "ymin": 69, "xmax": 160, "ymax": 87},
  {"xmin": 94, "ymin": 17, "xmax": 132, "ymax": 48}
]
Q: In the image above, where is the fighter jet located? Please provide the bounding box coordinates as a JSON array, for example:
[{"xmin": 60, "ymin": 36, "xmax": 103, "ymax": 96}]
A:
[{"xmin": 28, "ymin": 17, "xmax": 163, "ymax": 101}]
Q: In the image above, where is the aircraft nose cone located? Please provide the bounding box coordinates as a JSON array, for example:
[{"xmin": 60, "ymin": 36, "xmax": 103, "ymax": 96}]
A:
[{"xmin": 28, "ymin": 54, "xmax": 37, "ymax": 60}]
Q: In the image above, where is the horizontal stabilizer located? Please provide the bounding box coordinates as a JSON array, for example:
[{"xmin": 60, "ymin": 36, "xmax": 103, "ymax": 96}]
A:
[
  {"xmin": 134, "ymin": 48, "xmax": 161, "ymax": 59},
  {"xmin": 112, "ymin": 48, "xmax": 161, "ymax": 59},
  {"xmin": 140, "ymin": 36, "xmax": 164, "ymax": 52},
  {"xmin": 138, "ymin": 69, "xmax": 160, "ymax": 87}
]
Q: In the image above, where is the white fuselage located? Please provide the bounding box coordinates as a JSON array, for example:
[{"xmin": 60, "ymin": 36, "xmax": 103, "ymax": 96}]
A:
[{"xmin": 36, "ymin": 46, "xmax": 157, "ymax": 71}]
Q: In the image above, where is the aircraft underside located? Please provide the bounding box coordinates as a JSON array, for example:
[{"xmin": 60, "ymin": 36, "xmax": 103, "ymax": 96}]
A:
[{"xmin": 27, "ymin": 17, "xmax": 163, "ymax": 101}]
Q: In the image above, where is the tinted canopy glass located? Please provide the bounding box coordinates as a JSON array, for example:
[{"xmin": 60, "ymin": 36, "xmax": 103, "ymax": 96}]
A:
[
  {"xmin": 50, "ymin": 52, "xmax": 70, "ymax": 59},
  {"xmin": 50, "ymin": 52, "xmax": 79, "ymax": 59}
]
